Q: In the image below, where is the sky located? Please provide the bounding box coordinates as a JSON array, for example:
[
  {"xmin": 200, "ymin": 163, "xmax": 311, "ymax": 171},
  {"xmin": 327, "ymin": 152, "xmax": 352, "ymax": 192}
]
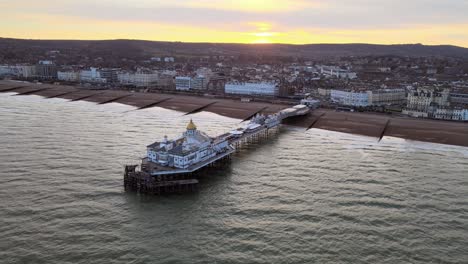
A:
[{"xmin": 1, "ymin": 0, "xmax": 468, "ymax": 47}]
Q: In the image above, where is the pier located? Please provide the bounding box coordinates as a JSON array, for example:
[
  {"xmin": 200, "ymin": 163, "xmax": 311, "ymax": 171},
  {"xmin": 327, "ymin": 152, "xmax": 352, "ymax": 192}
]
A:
[{"xmin": 124, "ymin": 105, "xmax": 309, "ymax": 194}]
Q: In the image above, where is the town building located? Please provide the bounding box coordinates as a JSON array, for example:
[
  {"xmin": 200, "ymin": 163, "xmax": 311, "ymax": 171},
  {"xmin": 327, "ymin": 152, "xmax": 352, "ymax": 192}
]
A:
[
  {"xmin": 191, "ymin": 76, "xmax": 208, "ymax": 90},
  {"xmin": 164, "ymin": 57, "xmax": 175, "ymax": 62},
  {"xmin": 207, "ymin": 75, "xmax": 227, "ymax": 93},
  {"xmin": 80, "ymin": 68, "xmax": 107, "ymax": 83},
  {"xmin": 330, "ymin": 90, "xmax": 369, "ymax": 107},
  {"xmin": 318, "ymin": 88, "xmax": 331, "ymax": 97},
  {"xmin": 450, "ymin": 93, "xmax": 468, "ymax": 105},
  {"xmin": 225, "ymin": 82, "xmax": 279, "ymax": 96},
  {"xmin": 427, "ymin": 68, "xmax": 438, "ymax": 75},
  {"xmin": 403, "ymin": 88, "xmax": 455, "ymax": 119},
  {"xmin": 175, "ymin": 76, "xmax": 192, "ymax": 90},
  {"xmin": 402, "ymin": 109, "xmax": 430, "ymax": 118},
  {"xmin": 157, "ymin": 74, "xmax": 175, "ymax": 87},
  {"xmin": 118, "ymin": 72, "xmax": 160, "ymax": 87},
  {"xmin": 35, "ymin": 61, "xmax": 57, "ymax": 79},
  {"xmin": 320, "ymin": 66, "xmax": 357, "ymax": 79},
  {"xmin": 196, "ymin": 67, "xmax": 214, "ymax": 79},
  {"xmin": 0, "ymin": 65, "xmax": 16, "ymax": 77},
  {"xmin": 38, "ymin": 60, "xmax": 54, "ymax": 65},
  {"xmin": 57, "ymin": 71, "xmax": 80, "ymax": 82},
  {"xmin": 193, "ymin": 67, "xmax": 215, "ymax": 90},
  {"xmin": 406, "ymin": 88, "xmax": 450, "ymax": 112},
  {"xmin": 0, "ymin": 65, "xmax": 36, "ymax": 78},
  {"xmin": 20, "ymin": 65, "xmax": 37, "ymax": 78},
  {"xmin": 175, "ymin": 74, "xmax": 212, "ymax": 91},
  {"xmin": 367, "ymin": 89, "xmax": 406, "ymax": 106},
  {"xmin": 433, "ymin": 108, "xmax": 468, "ymax": 121},
  {"xmin": 100, "ymin": 68, "xmax": 119, "ymax": 83}
]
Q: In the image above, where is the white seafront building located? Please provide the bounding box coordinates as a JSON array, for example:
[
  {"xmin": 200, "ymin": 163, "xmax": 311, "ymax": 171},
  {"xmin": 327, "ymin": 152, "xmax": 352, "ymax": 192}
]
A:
[
  {"xmin": 330, "ymin": 90, "xmax": 369, "ymax": 107},
  {"xmin": 406, "ymin": 88, "xmax": 450, "ymax": 111},
  {"xmin": 118, "ymin": 72, "xmax": 160, "ymax": 87},
  {"xmin": 330, "ymin": 89, "xmax": 407, "ymax": 107},
  {"xmin": 403, "ymin": 88, "xmax": 452, "ymax": 118},
  {"xmin": 0, "ymin": 65, "xmax": 37, "ymax": 78},
  {"xmin": 433, "ymin": 108, "xmax": 468, "ymax": 121},
  {"xmin": 80, "ymin": 67, "xmax": 107, "ymax": 83},
  {"xmin": 175, "ymin": 74, "xmax": 210, "ymax": 91},
  {"xmin": 146, "ymin": 120, "xmax": 232, "ymax": 170},
  {"xmin": 401, "ymin": 88, "xmax": 468, "ymax": 120},
  {"xmin": 225, "ymin": 82, "xmax": 279, "ymax": 96}
]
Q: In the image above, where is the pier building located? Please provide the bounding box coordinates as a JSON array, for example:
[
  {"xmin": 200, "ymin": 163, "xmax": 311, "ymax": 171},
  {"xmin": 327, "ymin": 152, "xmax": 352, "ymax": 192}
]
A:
[{"xmin": 146, "ymin": 119, "xmax": 234, "ymax": 172}]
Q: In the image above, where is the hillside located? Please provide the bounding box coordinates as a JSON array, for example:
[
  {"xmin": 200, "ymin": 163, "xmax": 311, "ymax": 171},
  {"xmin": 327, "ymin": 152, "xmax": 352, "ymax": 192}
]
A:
[{"xmin": 1, "ymin": 38, "xmax": 468, "ymax": 62}]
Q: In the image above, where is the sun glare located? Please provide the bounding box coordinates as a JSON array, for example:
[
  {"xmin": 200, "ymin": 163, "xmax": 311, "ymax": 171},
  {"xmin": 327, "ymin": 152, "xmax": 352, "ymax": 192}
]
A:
[{"xmin": 251, "ymin": 32, "xmax": 279, "ymax": 37}]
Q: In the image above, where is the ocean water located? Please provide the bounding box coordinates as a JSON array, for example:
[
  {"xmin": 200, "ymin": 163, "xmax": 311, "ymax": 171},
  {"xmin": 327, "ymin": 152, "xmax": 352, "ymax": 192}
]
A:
[{"xmin": 1, "ymin": 93, "xmax": 467, "ymax": 264}]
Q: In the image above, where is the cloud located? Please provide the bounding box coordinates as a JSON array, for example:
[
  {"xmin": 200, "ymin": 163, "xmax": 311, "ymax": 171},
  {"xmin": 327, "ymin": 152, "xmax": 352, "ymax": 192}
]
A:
[
  {"xmin": 8, "ymin": 0, "xmax": 468, "ymax": 29},
  {"xmin": 182, "ymin": 0, "xmax": 319, "ymax": 12},
  {"xmin": 1, "ymin": 0, "xmax": 468, "ymax": 47}
]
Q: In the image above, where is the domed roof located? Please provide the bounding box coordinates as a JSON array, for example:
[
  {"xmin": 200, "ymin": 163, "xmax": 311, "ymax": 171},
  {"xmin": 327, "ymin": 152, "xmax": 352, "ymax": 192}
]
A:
[{"xmin": 186, "ymin": 119, "xmax": 197, "ymax": 130}]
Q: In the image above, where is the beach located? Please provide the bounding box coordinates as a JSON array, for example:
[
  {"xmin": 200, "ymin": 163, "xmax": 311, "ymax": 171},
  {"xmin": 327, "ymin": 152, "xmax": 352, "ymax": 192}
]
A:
[{"xmin": 1, "ymin": 81, "xmax": 467, "ymax": 147}]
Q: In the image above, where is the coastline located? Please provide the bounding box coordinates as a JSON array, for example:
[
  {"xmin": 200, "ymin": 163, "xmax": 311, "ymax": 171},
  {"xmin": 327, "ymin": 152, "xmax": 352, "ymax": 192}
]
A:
[{"xmin": 1, "ymin": 80, "xmax": 467, "ymax": 147}]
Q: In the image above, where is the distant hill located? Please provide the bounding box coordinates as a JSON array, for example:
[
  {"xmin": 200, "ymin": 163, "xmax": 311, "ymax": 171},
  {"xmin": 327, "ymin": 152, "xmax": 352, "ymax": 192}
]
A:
[{"xmin": 1, "ymin": 38, "xmax": 468, "ymax": 60}]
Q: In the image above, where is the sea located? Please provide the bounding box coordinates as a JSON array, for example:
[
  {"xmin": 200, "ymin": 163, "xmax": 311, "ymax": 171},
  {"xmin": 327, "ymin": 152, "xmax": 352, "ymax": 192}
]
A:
[{"xmin": 1, "ymin": 93, "xmax": 467, "ymax": 264}]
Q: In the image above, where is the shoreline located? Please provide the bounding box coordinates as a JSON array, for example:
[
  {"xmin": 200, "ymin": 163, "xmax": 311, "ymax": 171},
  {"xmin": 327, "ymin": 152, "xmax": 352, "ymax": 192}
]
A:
[{"xmin": 1, "ymin": 80, "xmax": 468, "ymax": 147}]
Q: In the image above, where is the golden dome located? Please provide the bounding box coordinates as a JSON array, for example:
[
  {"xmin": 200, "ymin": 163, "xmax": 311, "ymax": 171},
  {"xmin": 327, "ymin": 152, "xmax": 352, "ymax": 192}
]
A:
[{"xmin": 186, "ymin": 119, "xmax": 197, "ymax": 130}]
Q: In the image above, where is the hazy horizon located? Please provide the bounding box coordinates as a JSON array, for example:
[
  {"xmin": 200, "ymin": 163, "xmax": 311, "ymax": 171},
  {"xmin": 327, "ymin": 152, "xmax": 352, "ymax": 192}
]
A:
[
  {"xmin": 2, "ymin": 36, "xmax": 467, "ymax": 48},
  {"xmin": 2, "ymin": 1, "xmax": 468, "ymax": 48}
]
